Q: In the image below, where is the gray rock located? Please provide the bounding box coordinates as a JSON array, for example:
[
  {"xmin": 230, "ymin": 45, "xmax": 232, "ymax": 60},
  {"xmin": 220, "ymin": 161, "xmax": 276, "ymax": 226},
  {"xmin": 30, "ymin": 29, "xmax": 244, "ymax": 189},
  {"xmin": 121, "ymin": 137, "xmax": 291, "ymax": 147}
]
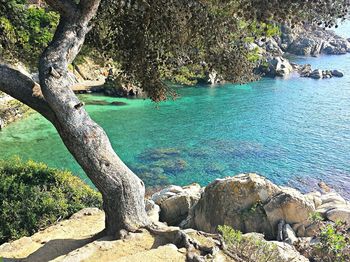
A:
[
  {"xmin": 305, "ymin": 222, "xmax": 322, "ymax": 237},
  {"xmin": 305, "ymin": 191, "xmax": 322, "ymax": 208},
  {"xmin": 283, "ymin": 224, "xmax": 298, "ymax": 245},
  {"xmin": 266, "ymin": 57, "xmax": 294, "ymax": 77},
  {"xmin": 326, "ymin": 208, "xmax": 350, "ymax": 225},
  {"xmin": 309, "ymin": 69, "xmax": 323, "ymax": 79},
  {"xmin": 299, "ymin": 64, "xmax": 313, "ymax": 77},
  {"xmin": 264, "ymin": 187, "xmax": 315, "ymax": 234},
  {"xmin": 321, "ymin": 192, "xmax": 347, "ymax": 205},
  {"xmin": 273, "ymin": 242, "xmax": 309, "ymax": 262},
  {"xmin": 277, "ymin": 220, "xmax": 286, "ymax": 241},
  {"xmin": 145, "ymin": 199, "xmax": 160, "ymax": 223},
  {"xmin": 206, "ymin": 70, "xmax": 223, "ymax": 85},
  {"xmin": 190, "ymin": 174, "xmax": 280, "ymax": 239},
  {"xmin": 280, "ymin": 23, "xmax": 350, "ymax": 56},
  {"xmin": 153, "ymin": 184, "xmax": 202, "ymax": 226},
  {"xmin": 331, "ymin": 70, "xmax": 344, "ymax": 77}
]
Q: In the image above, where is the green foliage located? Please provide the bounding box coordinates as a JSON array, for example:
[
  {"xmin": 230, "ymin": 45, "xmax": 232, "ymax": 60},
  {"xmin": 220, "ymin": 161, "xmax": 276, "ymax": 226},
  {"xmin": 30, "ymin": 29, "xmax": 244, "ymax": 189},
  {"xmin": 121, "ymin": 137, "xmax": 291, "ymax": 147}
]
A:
[
  {"xmin": 0, "ymin": 158, "xmax": 102, "ymax": 244},
  {"xmin": 309, "ymin": 212, "xmax": 324, "ymax": 223},
  {"xmin": 317, "ymin": 222, "xmax": 349, "ymax": 260},
  {"xmin": 163, "ymin": 65, "xmax": 205, "ymax": 86},
  {"xmin": 0, "ymin": 1, "xmax": 59, "ymax": 65},
  {"xmin": 90, "ymin": 0, "xmax": 349, "ymax": 101},
  {"xmin": 218, "ymin": 225, "xmax": 281, "ymax": 262},
  {"xmin": 296, "ymin": 220, "xmax": 350, "ymax": 262}
]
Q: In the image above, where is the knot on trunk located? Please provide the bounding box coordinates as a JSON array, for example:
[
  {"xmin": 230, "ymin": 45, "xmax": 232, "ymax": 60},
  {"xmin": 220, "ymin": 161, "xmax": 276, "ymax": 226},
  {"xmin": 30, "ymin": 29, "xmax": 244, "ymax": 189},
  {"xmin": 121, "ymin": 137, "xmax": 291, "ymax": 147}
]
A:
[{"xmin": 49, "ymin": 67, "xmax": 62, "ymax": 79}]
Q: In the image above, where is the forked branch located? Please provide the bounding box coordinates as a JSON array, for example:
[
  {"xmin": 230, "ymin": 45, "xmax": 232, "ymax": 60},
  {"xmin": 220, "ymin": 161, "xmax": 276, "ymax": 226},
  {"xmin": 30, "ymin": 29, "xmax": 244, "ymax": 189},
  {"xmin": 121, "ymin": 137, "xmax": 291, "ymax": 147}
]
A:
[{"xmin": 0, "ymin": 65, "xmax": 55, "ymax": 122}]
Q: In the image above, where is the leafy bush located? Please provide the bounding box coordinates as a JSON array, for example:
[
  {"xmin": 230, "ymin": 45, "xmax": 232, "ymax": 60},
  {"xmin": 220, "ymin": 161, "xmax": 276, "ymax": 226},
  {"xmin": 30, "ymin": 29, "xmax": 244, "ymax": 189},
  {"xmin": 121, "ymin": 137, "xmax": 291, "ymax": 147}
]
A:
[
  {"xmin": 0, "ymin": 158, "xmax": 102, "ymax": 244},
  {"xmin": 218, "ymin": 225, "xmax": 281, "ymax": 262},
  {"xmin": 296, "ymin": 218, "xmax": 350, "ymax": 262}
]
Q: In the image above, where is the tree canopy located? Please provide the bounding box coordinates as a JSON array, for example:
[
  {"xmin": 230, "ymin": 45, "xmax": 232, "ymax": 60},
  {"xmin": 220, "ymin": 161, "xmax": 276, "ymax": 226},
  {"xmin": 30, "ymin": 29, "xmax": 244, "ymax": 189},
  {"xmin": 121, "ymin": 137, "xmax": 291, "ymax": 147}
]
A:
[
  {"xmin": 90, "ymin": 0, "xmax": 350, "ymax": 100},
  {"xmin": 1, "ymin": 0, "xmax": 349, "ymax": 101}
]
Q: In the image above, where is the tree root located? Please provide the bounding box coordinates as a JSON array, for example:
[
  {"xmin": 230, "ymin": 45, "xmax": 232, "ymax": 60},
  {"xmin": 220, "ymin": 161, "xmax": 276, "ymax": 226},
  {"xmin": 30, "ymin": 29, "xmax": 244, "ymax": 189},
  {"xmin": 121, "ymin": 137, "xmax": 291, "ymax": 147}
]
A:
[{"xmin": 146, "ymin": 223, "xmax": 225, "ymax": 261}]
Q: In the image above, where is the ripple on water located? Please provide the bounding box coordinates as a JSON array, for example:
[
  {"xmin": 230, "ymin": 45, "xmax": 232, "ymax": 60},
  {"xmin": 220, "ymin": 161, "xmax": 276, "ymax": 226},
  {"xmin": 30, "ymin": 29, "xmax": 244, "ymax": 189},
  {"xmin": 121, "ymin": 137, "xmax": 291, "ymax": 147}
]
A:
[{"xmin": 0, "ymin": 53, "xmax": 350, "ymax": 198}]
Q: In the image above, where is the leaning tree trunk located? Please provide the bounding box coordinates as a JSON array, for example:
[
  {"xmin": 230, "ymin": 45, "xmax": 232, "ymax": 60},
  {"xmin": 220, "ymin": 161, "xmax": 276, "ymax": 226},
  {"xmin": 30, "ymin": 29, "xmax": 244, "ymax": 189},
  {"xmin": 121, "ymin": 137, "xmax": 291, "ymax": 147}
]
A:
[{"xmin": 0, "ymin": 0, "xmax": 149, "ymax": 237}]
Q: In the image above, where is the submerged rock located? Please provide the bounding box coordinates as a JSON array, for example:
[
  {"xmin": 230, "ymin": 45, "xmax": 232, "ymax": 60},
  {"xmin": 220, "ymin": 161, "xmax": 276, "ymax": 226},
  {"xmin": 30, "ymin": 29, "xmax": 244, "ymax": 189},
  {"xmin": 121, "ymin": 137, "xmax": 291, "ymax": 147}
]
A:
[
  {"xmin": 110, "ymin": 101, "xmax": 128, "ymax": 106},
  {"xmin": 309, "ymin": 69, "xmax": 323, "ymax": 79},
  {"xmin": 331, "ymin": 70, "xmax": 344, "ymax": 77}
]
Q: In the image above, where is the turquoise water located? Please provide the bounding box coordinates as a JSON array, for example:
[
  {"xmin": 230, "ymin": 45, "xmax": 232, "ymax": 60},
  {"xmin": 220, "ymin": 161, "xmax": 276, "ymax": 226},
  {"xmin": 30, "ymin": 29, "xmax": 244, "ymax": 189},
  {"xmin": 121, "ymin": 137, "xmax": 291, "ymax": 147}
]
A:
[{"xmin": 1, "ymin": 26, "xmax": 350, "ymax": 197}]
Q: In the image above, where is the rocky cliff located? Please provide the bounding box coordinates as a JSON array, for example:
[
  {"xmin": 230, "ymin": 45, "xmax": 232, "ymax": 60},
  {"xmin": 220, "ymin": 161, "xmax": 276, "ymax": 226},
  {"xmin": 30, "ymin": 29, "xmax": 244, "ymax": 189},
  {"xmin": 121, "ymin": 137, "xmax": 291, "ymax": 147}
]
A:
[{"xmin": 1, "ymin": 174, "xmax": 348, "ymax": 261}]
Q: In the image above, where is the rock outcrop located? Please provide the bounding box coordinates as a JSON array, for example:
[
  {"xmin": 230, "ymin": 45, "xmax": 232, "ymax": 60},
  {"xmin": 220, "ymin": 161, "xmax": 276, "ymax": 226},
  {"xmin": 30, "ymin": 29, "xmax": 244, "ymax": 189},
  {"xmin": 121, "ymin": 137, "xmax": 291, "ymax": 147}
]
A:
[
  {"xmin": 278, "ymin": 24, "xmax": 350, "ymax": 56},
  {"xmin": 151, "ymin": 184, "xmax": 202, "ymax": 226},
  {"xmin": 187, "ymin": 174, "xmax": 316, "ymax": 239},
  {"xmin": 1, "ymin": 175, "xmax": 348, "ymax": 262},
  {"xmin": 260, "ymin": 56, "xmax": 294, "ymax": 77},
  {"xmin": 0, "ymin": 94, "xmax": 31, "ymax": 129},
  {"xmin": 262, "ymin": 59, "xmax": 345, "ymax": 79}
]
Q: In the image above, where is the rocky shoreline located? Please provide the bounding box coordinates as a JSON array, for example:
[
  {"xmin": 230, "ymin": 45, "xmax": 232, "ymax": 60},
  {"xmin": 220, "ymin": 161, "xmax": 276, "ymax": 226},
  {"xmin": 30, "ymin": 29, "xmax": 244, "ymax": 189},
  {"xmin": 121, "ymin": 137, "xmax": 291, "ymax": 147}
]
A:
[
  {"xmin": 0, "ymin": 93, "xmax": 31, "ymax": 130},
  {"xmin": 1, "ymin": 173, "xmax": 348, "ymax": 261}
]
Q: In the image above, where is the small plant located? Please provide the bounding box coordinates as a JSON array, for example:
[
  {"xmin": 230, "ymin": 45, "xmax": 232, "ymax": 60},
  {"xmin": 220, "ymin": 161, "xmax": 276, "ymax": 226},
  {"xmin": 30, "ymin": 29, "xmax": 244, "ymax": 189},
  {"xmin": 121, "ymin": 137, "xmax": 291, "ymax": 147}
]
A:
[
  {"xmin": 296, "ymin": 220, "xmax": 350, "ymax": 262},
  {"xmin": 309, "ymin": 212, "xmax": 324, "ymax": 224},
  {"xmin": 218, "ymin": 225, "xmax": 281, "ymax": 262}
]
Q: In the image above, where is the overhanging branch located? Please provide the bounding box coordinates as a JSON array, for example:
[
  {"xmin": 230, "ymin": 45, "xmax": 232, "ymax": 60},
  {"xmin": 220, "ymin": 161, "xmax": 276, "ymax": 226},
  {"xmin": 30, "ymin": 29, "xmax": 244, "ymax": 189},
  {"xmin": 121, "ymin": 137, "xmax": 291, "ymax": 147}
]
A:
[
  {"xmin": 0, "ymin": 65, "xmax": 55, "ymax": 122},
  {"xmin": 45, "ymin": 0, "xmax": 78, "ymax": 17}
]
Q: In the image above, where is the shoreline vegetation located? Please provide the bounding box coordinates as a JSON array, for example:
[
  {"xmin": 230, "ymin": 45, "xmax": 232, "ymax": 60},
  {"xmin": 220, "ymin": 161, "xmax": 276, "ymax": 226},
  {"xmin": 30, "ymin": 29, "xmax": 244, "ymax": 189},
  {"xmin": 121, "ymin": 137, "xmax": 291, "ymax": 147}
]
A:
[{"xmin": 1, "ymin": 1, "xmax": 350, "ymax": 261}]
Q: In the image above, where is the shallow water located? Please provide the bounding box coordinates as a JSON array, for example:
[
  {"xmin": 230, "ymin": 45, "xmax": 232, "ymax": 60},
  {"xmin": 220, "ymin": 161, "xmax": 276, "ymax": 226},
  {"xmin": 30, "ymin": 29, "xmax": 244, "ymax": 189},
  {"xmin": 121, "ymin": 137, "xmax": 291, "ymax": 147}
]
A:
[{"xmin": 1, "ymin": 25, "xmax": 350, "ymax": 197}]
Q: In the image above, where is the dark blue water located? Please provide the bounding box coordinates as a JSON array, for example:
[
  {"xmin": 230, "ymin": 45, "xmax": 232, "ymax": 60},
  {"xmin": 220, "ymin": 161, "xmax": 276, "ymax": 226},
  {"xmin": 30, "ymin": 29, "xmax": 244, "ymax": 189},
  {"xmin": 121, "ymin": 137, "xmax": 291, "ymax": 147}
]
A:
[{"xmin": 1, "ymin": 24, "xmax": 350, "ymax": 197}]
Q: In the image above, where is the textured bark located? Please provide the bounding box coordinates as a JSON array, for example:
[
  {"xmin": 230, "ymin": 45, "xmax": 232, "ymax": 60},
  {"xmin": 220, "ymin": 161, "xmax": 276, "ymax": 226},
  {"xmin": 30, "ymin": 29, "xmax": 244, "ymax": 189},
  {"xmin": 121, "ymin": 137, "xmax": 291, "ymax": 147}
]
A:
[{"xmin": 0, "ymin": 0, "xmax": 149, "ymax": 237}]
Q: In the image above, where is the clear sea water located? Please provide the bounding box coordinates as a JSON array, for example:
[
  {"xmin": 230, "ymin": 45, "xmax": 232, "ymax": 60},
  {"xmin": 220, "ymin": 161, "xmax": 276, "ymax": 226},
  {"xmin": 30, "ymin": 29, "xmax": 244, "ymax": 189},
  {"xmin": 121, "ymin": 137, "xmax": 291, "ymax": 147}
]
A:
[{"xmin": 1, "ymin": 23, "xmax": 350, "ymax": 197}]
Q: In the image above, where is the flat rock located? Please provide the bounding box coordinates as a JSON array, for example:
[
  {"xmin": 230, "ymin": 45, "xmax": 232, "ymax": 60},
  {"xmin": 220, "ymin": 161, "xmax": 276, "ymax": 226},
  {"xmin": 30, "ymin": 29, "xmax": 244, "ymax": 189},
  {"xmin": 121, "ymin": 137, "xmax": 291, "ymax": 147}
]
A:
[
  {"xmin": 326, "ymin": 208, "xmax": 350, "ymax": 225},
  {"xmin": 264, "ymin": 187, "xmax": 315, "ymax": 235}
]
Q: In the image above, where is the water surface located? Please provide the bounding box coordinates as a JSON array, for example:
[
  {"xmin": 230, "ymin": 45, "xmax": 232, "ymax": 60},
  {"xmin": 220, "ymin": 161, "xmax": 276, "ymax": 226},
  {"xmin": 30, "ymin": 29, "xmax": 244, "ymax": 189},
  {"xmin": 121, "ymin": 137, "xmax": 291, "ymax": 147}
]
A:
[{"xmin": 1, "ymin": 26, "xmax": 350, "ymax": 197}]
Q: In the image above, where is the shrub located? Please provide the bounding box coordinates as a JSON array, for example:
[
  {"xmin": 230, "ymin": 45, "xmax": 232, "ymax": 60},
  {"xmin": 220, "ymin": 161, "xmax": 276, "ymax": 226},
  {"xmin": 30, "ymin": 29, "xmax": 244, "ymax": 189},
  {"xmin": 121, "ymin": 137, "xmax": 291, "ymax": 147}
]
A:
[
  {"xmin": 296, "ymin": 218, "xmax": 350, "ymax": 262},
  {"xmin": 0, "ymin": 158, "xmax": 102, "ymax": 244},
  {"xmin": 218, "ymin": 225, "xmax": 281, "ymax": 262}
]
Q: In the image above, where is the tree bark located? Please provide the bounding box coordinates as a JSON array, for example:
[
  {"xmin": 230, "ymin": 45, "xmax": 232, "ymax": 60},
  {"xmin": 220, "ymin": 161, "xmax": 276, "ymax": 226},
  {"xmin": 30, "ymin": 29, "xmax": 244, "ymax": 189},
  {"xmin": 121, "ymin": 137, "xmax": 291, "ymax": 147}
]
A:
[{"xmin": 0, "ymin": 0, "xmax": 149, "ymax": 237}]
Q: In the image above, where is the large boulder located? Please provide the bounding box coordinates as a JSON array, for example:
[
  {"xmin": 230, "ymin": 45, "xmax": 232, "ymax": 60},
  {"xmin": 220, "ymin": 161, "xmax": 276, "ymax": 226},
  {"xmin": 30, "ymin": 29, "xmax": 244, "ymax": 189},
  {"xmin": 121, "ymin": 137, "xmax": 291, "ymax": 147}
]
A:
[
  {"xmin": 309, "ymin": 69, "xmax": 323, "ymax": 79},
  {"xmin": 264, "ymin": 187, "xmax": 315, "ymax": 232},
  {"xmin": 331, "ymin": 70, "xmax": 344, "ymax": 77},
  {"xmin": 190, "ymin": 174, "xmax": 316, "ymax": 239},
  {"xmin": 152, "ymin": 184, "xmax": 202, "ymax": 226},
  {"xmin": 326, "ymin": 208, "xmax": 350, "ymax": 225},
  {"xmin": 190, "ymin": 174, "xmax": 281, "ymax": 239},
  {"xmin": 264, "ymin": 57, "xmax": 294, "ymax": 77}
]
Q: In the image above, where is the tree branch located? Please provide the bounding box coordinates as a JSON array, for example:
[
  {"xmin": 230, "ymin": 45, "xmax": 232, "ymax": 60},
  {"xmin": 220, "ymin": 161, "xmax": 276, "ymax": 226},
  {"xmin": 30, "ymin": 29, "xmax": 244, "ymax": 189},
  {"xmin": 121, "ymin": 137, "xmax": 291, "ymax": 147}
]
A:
[
  {"xmin": 0, "ymin": 65, "xmax": 56, "ymax": 122},
  {"xmin": 45, "ymin": 0, "xmax": 78, "ymax": 17},
  {"xmin": 78, "ymin": 0, "xmax": 101, "ymax": 25}
]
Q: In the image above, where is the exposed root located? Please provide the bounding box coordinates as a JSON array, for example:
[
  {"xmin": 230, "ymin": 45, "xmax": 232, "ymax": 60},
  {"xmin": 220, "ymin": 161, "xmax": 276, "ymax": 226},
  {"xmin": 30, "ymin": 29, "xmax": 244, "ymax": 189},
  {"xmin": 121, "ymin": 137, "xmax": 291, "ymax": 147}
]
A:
[{"xmin": 146, "ymin": 223, "xmax": 224, "ymax": 261}]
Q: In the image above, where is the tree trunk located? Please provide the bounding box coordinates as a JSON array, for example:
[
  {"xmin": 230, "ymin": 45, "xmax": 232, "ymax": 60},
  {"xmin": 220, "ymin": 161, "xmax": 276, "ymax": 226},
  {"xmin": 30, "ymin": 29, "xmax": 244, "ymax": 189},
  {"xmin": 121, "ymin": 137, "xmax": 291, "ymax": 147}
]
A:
[{"xmin": 1, "ymin": 0, "xmax": 149, "ymax": 238}]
